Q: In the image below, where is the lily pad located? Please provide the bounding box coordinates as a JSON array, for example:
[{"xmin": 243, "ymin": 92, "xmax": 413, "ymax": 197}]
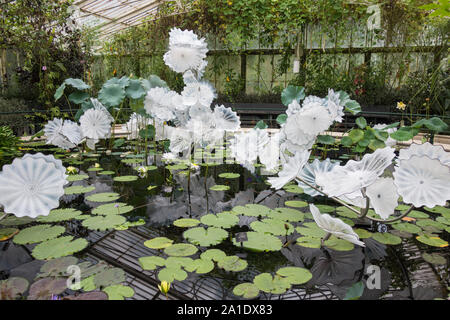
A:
[
  {"xmin": 183, "ymin": 227, "xmax": 228, "ymax": 246},
  {"xmin": 0, "ymin": 228, "xmax": 19, "ymax": 241},
  {"xmin": 295, "ymin": 236, "xmax": 322, "ymax": 249},
  {"xmin": 250, "ymin": 219, "xmax": 294, "ymax": 236},
  {"xmin": 392, "ymin": 222, "xmax": 422, "ymax": 234},
  {"xmin": 276, "ymin": 267, "xmax": 312, "ymax": 285},
  {"xmin": 157, "ymin": 267, "xmax": 187, "ymax": 283},
  {"xmin": 37, "ymin": 208, "xmax": 83, "ymax": 223},
  {"xmin": 113, "ymin": 175, "xmax": 138, "ymax": 182},
  {"xmin": 163, "ymin": 243, "xmax": 198, "ymax": 257},
  {"xmin": 416, "ymin": 235, "xmax": 448, "ymax": 247},
  {"xmin": 103, "ymin": 285, "xmax": 135, "ymax": 300},
  {"xmin": 94, "ymin": 268, "xmax": 126, "ymax": 288},
  {"xmin": 99, "ymin": 171, "xmax": 116, "ymax": 175},
  {"xmin": 92, "ymin": 203, "xmax": 134, "ymax": 215},
  {"xmin": 13, "ymin": 224, "xmax": 65, "ymax": 245},
  {"xmin": 200, "ymin": 212, "xmax": 239, "ymax": 229},
  {"xmin": 233, "ymin": 283, "xmax": 260, "ymax": 299},
  {"xmin": 144, "ymin": 237, "xmax": 174, "ymax": 249},
  {"xmin": 210, "ymin": 185, "xmax": 230, "ymax": 191},
  {"xmin": 253, "ymin": 273, "xmax": 291, "ymax": 294},
  {"xmin": 232, "ymin": 204, "xmax": 272, "ymax": 217},
  {"xmin": 0, "ymin": 216, "xmax": 34, "ymax": 226},
  {"xmin": 217, "ymin": 256, "xmax": 248, "ymax": 272},
  {"xmin": 28, "ymin": 278, "xmax": 67, "ymax": 300},
  {"xmin": 86, "ymin": 192, "xmax": 121, "ymax": 202},
  {"xmin": 114, "ymin": 219, "xmax": 145, "ymax": 231},
  {"xmin": 336, "ymin": 206, "xmax": 359, "ymax": 219},
  {"xmin": 38, "ymin": 256, "xmax": 79, "ymax": 278},
  {"xmin": 314, "ymin": 204, "xmax": 335, "ymax": 213},
  {"xmin": 66, "ymin": 174, "xmax": 89, "ymax": 182},
  {"xmin": 422, "ymin": 253, "xmax": 447, "ymax": 265},
  {"xmin": 184, "ymin": 259, "xmax": 215, "ymax": 274},
  {"xmin": 82, "ymin": 215, "xmax": 127, "ymax": 231},
  {"xmin": 139, "ymin": 256, "xmax": 166, "ymax": 270},
  {"xmin": 354, "ymin": 228, "xmax": 373, "ymax": 239},
  {"xmin": 31, "ymin": 236, "xmax": 88, "ymax": 260},
  {"xmin": 173, "ymin": 218, "xmax": 201, "ymax": 228},
  {"xmin": 64, "ymin": 185, "xmax": 95, "ymax": 195},
  {"xmin": 218, "ymin": 173, "xmax": 240, "ymax": 179},
  {"xmin": 232, "ymin": 232, "xmax": 282, "ymax": 252},
  {"xmin": 323, "ymin": 237, "xmax": 355, "ymax": 251},
  {"xmin": 284, "ymin": 200, "xmax": 308, "ymax": 208},
  {"xmin": 372, "ymin": 232, "xmax": 402, "ymax": 245},
  {"xmin": 200, "ymin": 249, "xmax": 227, "ymax": 262},
  {"xmin": 416, "ymin": 219, "xmax": 445, "ymax": 230},
  {"xmin": 282, "ymin": 184, "xmax": 304, "ymax": 194},
  {"xmin": 270, "ymin": 208, "xmax": 304, "ymax": 222},
  {"xmin": 296, "ymin": 225, "xmax": 327, "ymax": 238}
]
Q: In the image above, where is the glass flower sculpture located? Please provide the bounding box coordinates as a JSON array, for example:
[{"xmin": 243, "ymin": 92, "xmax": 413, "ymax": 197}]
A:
[
  {"xmin": 366, "ymin": 177, "xmax": 399, "ymax": 220},
  {"xmin": 79, "ymin": 108, "xmax": 113, "ymax": 140},
  {"xmin": 44, "ymin": 118, "xmax": 83, "ymax": 150},
  {"xmin": 297, "ymin": 158, "xmax": 339, "ymax": 197},
  {"xmin": 0, "ymin": 154, "xmax": 67, "ymax": 218},
  {"xmin": 267, "ymin": 150, "xmax": 310, "ymax": 190}
]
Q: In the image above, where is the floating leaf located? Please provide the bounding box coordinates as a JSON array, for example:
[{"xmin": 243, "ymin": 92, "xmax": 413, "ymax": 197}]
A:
[
  {"xmin": 27, "ymin": 278, "xmax": 67, "ymax": 300},
  {"xmin": 139, "ymin": 256, "xmax": 166, "ymax": 270},
  {"xmin": 115, "ymin": 219, "xmax": 145, "ymax": 230},
  {"xmin": 0, "ymin": 216, "xmax": 34, "ymax": 226},
  {"xmin": 343, "ymin": 281, "xmax": 365, "ymax": 300},
  {"xmin": 372, "ymin": 232, "xmax": 402, "ymax": 245},
  {"xmin": 184, "ymin": 259, "xmax": 215, "ymax": 274},
  {"xmin": 67, "ymin": 174, "xmax": 89, "ymax": 182},
  {"xmin": 86, "ymin": 192, "xmax": 120, "ymax": 202},
  {"xmin": 31, "ymin": 236, "xmax": 88, "ymax": 260},
  {"xmin": 253, "ymin": 273, "xmax": 291, "ymax": 294},
  {"xmin": 233, "ymin": 283, "xmax": 260, "ymax": 299},
  {"xmin": 0, "ymin": 228, "xmax": 19, "ymax": 241},
  {"xmin": 65, "ymin": 291, "xmax": 108, "ymax": 300},
  {"xmin": 200, "ymin": 249, "xmax": 227, "ymax": 262},
  {"xmin": 295, "ymin": 236, "xmax": 322, "ymax": 248},
  {"xmin": 183, "ymin": 227, "xmax": 228, "ymax": 246},
  {"xmin": 354, "ymin": 228, "xmax": 373, "ymax": 239},
  {"xmin": 82, "ymin": 215, "xmax": 126, "ymax": 231},
  {"xmin": 284, "ymin": 200, "xmax": 308, "ymax": 208},
  {"xmin": 217, "ymin": 256, "xmax": 248, "ymax": 272},
  {"xmin": 210, "ymin": 185, "xmax": 230, "ymax": 191},
  {"xmin": 422, "ymin": 253, "xmax": 447, "ymax": 265},
  {"xmin": 103, "ymin": 285, "xmax": 135, "ymax": 300},
  {"xmin": 92, "ymin": 203, "xmax": 134, "ymax": 215},
  {"xmin": 232, "ymin": 204, "xmax": 272, "ymax": 217},
  {"xmin": 218, "ymin": 173, "xmax": 240, "ymax": 179},
  {"xmin": 270, "ymin": 207, "xmax": 304, "ymax": 222},
  {"xmin": 37, "ymin": 208, "xmax": 83, "ymax": 223},
  {"xmin": 157, "ymin": 267, "xmax": 187, "ymax": 282},
  {"xmin": 64, "ymin": 185, "xmax": 95, "ymax": 195},
  {"xmin": 200, "ymin": 212, "xmax": 239, "ymax": 229},
  {"xmin": 113, "ymin": 175, "xmax": 138, "ymax": 182},
  {"xmin": 13, "ymin": 224, "xmax": 65, "ymax": 245},
  {"xmin": 276, "ymin": 267, "xmax": 312, "ymax": 285},
  {"xmin": 416, "ymin": 235, "xmax": 448, "ymax": 247},
  {"xmin": 144, "ymin": 237, "xmax": 174, "ymax": 249},
  {"xmin": 282, "ymin": 184, "xmax": 304, "ymax": 194},
  {"xmin": 173, "ymin": 218, "xmax": 200, "ymax": 228},
  {"xmin": 38, "ymin": 256, "xmax": 79, "ymax": 278},
  {"xmin": 323, "ymin": 237, "xmax": 355, "ymax": 251},
  {"xmin": 416, "ymin": 219, "xmax": 445, "ymax": 230},
  {"xmin": 164, "ymin": 243, "xmax": 198, "ymax": 257},
  {"xmin": 250, "ymin": 219, "xmax": 294, "ymax": 236},
  {"xmin": 392, "ymin": 223, "xmax": 422, "ymax": 234},
  {"xmin": 232, "ymin": 232, "xmax": 282, "ymax": 252},
  {"xmin": 296, "ymin": 225, "xmax": 327, "ymax": 238},
  {"xmin": 94, "ymin": 268, "xmax": 126, "ymax": 288}
]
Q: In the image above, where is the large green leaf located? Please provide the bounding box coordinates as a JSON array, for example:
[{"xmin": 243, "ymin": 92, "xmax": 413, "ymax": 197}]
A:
[
  {"xmin": 390, "ymin": 126, "xmax": 420, "ymax": 141},
  {"xmin": 183, "ymin": 227, "xmax": 228, "ymax": 246},
  {"xmin": 139, "ymin": 256, "xmax": 166, "ymax": 270},
  {"xmin": 157, "ymin": 267, "xmax": 187, "ymax": 282},
  {"xmin": 82, "ymin": 215, "xmax": 127, "ymax": 231},
  {"xmin": 0, "ymin": 277, "xmax": 29, "ymax": 300},
  {"xmin": 413, "ymin": 117, "xmax": 448, "ymax": 132},
  {"xmin": 68, "ymin": 91, "xmax": 90, "ymax": 104},
  {"xmin": 276, "ymin": 267, "xmax": 312, "ymax": 285},
  {"xmin": 13, "ymin": 224, "xmax": 65, "ymax": 245},
  {"xmin": 54, "ymin": 83, "xmax": 66, "ymax": 101},
  {"xmin": 233, "ymin": 283, "xmax": 260, "ymax": 299},
  {"xmin": 65, "ymin": 78, "xmax": 90, "ymax": 90},
  {"xmin": 98, "ymin": 83, "xmax": 126, "ymax": 107},
  {"xmin": 217, "ymin": 256, "xmax": 248, "ymax": 272},
  {"xmin": 92, "ymin": 203, "xmax": 134, "ymax": 215},
  {"xmin": 139, "ymin": 125, "xmax": 155, "ymax": 139},
  {"xmin": 253, "ymin": 273, "xmax": 291, "ymax": 294},
  {"xmin": 163, "ymin": 243, "xmax": 198, "ymax": 257},
  {"xmin": 37, "ymin": 208, "xmax": 83, "ymax": 223},
  {"xmin": 232, "ymin": 232, "xmax": 282, "ymax": 252},
  {"xmin": 281, "ymin": 85, "xmax": 305, "ymax": 106},
  {"xmin": 232, "ymin": 204, "xmax": 272, "ymax": 217},
  {"xmin": 125, "ymin": 79, "xmax": 147, "ymax": 100},
  {"xmin": 94, "ymin": 268, "xmax": 126, "ymax": 288},
  {"xmin": 355, "ymin": 117, "xmax": 367, "ymax": 129},
  {"xmin": 200, "ymin": 212, "xmax": 239, "ymax": 228},
  {"xmin": 144, "ymin": 237, "xmax": 174, "ymax": 249},
  {"xmin": 32, "ymin": 236, "xmax": 88, "ymax": 260},
  {"xmin": 103, "ymin": 285, "xmax": 134, "ymax": 300},
  {"xmin": 250, "ymin": 219, "xmax": 294, "ymax": 236}
]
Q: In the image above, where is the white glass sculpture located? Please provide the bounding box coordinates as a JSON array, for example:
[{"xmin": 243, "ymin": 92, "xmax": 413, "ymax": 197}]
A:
[
  {"xmin": 79, "ymin": 108, "xmax": 112, "ymax": 140},
  {"xmin": 366, "ymin": 177, "xmax": 399, "ymax": 220}
]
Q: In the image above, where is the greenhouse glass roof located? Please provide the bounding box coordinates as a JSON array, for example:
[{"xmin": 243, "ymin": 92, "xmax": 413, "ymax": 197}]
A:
[{"xmin": 72, "ymin": 0, "xmax": 175, "ymax": 39}]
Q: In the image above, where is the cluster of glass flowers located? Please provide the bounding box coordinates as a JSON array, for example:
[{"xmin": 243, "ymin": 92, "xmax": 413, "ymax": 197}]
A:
[
  {"xmin": 44, "ymin": 98, "xmax": 113, "ymax": 150},
  {"xmin": 0, "ymin": 153, "xmax": 68, "ymax": 218},
  {"xmin": 142, "ymin": 28, "xmax": 241, "ymax": 156}
]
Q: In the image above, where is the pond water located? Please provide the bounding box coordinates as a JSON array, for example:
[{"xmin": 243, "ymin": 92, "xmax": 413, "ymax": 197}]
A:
[{"xmin": 0, "ymin": 141, "xmax": 449, "ymax": 300}]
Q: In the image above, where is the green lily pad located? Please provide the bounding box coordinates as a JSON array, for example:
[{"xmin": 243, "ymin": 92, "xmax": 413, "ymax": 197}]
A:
[
  {"xmin": 32, "ymin": 236, "xmax": 88, "ymax": 260},
  {"xmin": 269, "ymin": 208, "xmax": 304, "ymax": 222},
  {"xmin": 37, "ymin": 208, "xmax": 83, "ymax": 223},
  {"xmin": 64, "ymin": 185, "xmax": 96, "ymax": 195},
  {"xmin": 232, "ymin": 232, "xmax": 282, "ymax": 252},
  {"xmin": 422, "ymin": 253, "xmax": 447, "ymax": 265},
  {"xmin": 82, "ymin": 215, "xmax": 126, "ymax": 231},
  {"xmin": 314, "ymin": 204, "xmax": 335, "ymax": 213},
  {"xmin": 66, "ymin": 174, "xmax": 89, "ymax": 182},
  {"xmin": 218, "ymin": 173, "xmax": 240, "ymax": 179},
  {"xmin": 86, "ymin": 192, "xmax": 121, "ymax": 202},
  {"xmin": 425, "ymin": 206, "xmax": 450, "ymax": 216},
  {"xmin": 408, "ymin": 210, "xmax": 429, "ymax": 219},
  {"xmin": 113, "ymin": 175, "xmax": 138, "ymax": 182},
  {"xmin": 87, "ymin": 167, "xmax": 103, "ymax": 172},
  {"xmin": 392, "ymin": 223, "xmax": 422, "ymax": 234},
  {"xmin": 184, "ymin": 259, "xmax": 215, "ymax": 274},
  {"xmin": 323, "ymin": 237, "xmax": 355, "ymax": 251},
  {"xmin": 139, "ymin": 256, "xmax": 166, "ymax": 270},
  {"xmin": 282, "ymin": 184, "xmax": 304, "ymax": 194},
  {"xmin": 200, "ymin": 249, "xmax": 227, "ymax": 262},
  {"xmin": 232, "ymin": 204, "xmax": 272, "ymax": 217},
  {"xmin": 13, "ymin": 224, "xmax": 65, "ymax": 245},
  {"xmin": 103, "ymin": 285, "xmax": 135, "ymax": 300},
  {"xmin": 94, "ymin": 268, "xmax": 126, "ymax": 288},
  {"xmin": 233, "ymin": 283, "xmax": 260, "ymax": 299},
  {"xmin": 295, "ymin": 236, "xmax": 322, "ymax": 249},
  {"xmin": 336, "ymin": 206, "xmax": 359, "ymax": 219},
  {"xmin": 253, "ymin": 273, "xmax": 291, "ymax": 294},
  {"xmin": 164, "ymin": 243, "xmax": 198, "ymax": 257},
  {"xmin": 210, "ymin": 185, "xmax": 230, "ymax": 191},
  {"xmin": 38, "ymin": 256, "xmax": 79, "ymax": 278},
  {"xmin": 200, "ymin": 212, "xmax": 239, "ymax": 229},
  {"xmin": 295, "ymin": 225, "xmax": 327, "ymax": 238},
  {"xmin": 0, "ymin": 216, "xmax": 35, "ymax": 226},
  {"xmin": 217, "ymin": 256, "xmax": 248, "ymax": 272},
  {"xmin": 99, "ymin": 171, "xmax": 116, "ymax": 175},
  {"xmin": 276, "ymin": 267, "xmax": 312, "ymax": 285},
  {"xmin": 284, "ymin": 200, "xmax": 308, "ymax": 208},
  {"xmin": 144, "ymin": 237, "xmax": 174, "ymax": 249},
  {"xmin": 372, "ymin": 232, "xmax": 402, "ymax": 245},
  {"xmin": 250, "ymin": 219, "xmax": 294, "ymax": 236},
  {"xmin": 416, "ymin": 219, "xmax": 445, "ymax": 230},
  {"xmin": 92, "ymin": 203, "xmax": 134, "ymax": 215},
  {"xmin": 0, "ymin": 228, "xmax": 19, "ymax": 241},
  {"xmin": 114, "ymin": 219, "xmax": 146, "ymax": 231},
  {"xmin": 354, "ymin": 228, "xmax": 373, "ymax": 239},
  {"xmin": 183, "ymin": 227, "xmax": 228, "ymax": 246},
  {"xmin": 173, "ymin": 218, "xmax": 201, "ymax": 228},
  {"xmin": 157, "ymin": 267, "xmax": 187, "ymax": 282},
  {"xmin": 416, "ymin": 235, "xmax": 448, "ymax": 247}
]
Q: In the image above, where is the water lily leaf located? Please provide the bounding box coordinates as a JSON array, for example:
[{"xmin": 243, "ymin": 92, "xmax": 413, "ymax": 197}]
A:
[
  {"xmin": 139, "ymin": 256, "xmax": 166, "ymax": 270},
  {"xmin": 317, "ymin": 135, "xmax": 335, "ymax": 145},
  {"xmin": 200, "ymin": 249, "xmax": 227, "ymax": 262},
  {"xmin": 372, "ymin": 232, "xmax": 402, "ymax": 245},
  {"xmin": 92, "ymin": 203, "xmax": 134, "ymax": 215},
  {"xmin": 200, "ymin": 212, "xmax": 239, "ymax": 228},
  {"xmin": 336, "ymin": 206, "xmax": 359, "ymax": 219},
  {"xmin": 98, "ymin": 83, "xmax": 125, "ymax": 107},
  {"xmin": 416, "ymin": 235, "xmax": 448, "ymax": 247},
  {"xmin": 284, "ymin": 200, "xmax": 308, "ymax": 208},
  {"xmin": 232, "ymin": 232, "xmax": 282, "ymax": 252},
  {"xmin": 314, "ymin": 204, "xmax": 335, "ymax": 213},
  {"xmin": 82, "ymin": 215, "xmax": 126, "ymax": 231},
  {"xmin": 295, "ymin": 236, "xmax": 322, "ymax": 248},
  {"xmin": 87, "ymin": 167, "xmax": 103, "ymax": 172},
  {"xmin": 323, "ymin": 237, "xmax": 355, "ymax": 251},
  {"xmin": 38, "ymin": 256, "xmax": 79, "ymax": 278},
  {"xmin": 254, "ymin": 120, "xmax": 268, "ymax": 129},
  {"xmin": 68, "ymin": 91, "xmax": 89, "ymax": 104},
  {"xmin": 210, "ymin": 185, "xmax": 230, "ymax": 191},
  {"xmin": 27, "ymin": 277, "xmax": 67, "ymax": 300},
  {"xmin": 250, "ymin": 219, "xmax": 294, "ymax": 236},
  {"xmin": 13, "ymin": 224, "xmax": 65, "ymax": 245},
  {"xmin": 269, "ymin": 208, "xmax": 304, "ymax": 222},
  {"xmin": 103, "ymin": 285, "xmax": 135, "ymax": 300},
  {"xmin": 173, "ymin": 218, "xmax": 200, "ymax": 228},
  {"xmin": 355, "ymin": 117, "xmax": 367, "ymax": 129},
  {"xmin": 343, "ymin": 281, "xmax": 365, "ymax": 300},
  {"xmin": 65, "ymin": 78, "xmax": 90, "ymax": 90},
  {"xmin": 94, "ymin": 268, "xmax": 126, "ymax": 288},
  {"xmin": 144, "ymin": 237, "xmax": 174, "ymax": 249},
  {"xmin": 157, "ymin": 267, "xmax": 187, "ymax": 282},
  {"xmin": 86, "ymin": 192, "xmax": 120, "ymax": 202},
  {"xmin": 422, "ymin": 253, "xmax": 447, "ymax": 265},
  {"xmin": 64, "ymin": 185, "xmax": 95, "ymax": 195},
  {"xmin": 416, "ymin": 219, "xmax": 445, "ymax": 230},
  {"xmin": 164, "ymin": 243, "xmax": 198, "ymax": 257},
  {"xmin": 354, "ymin": 228, "xmax": 373, "ymax": 239},
  {"xmin": 217, "ymin": 256, "xmax": 248, "ymax": 272},
  {"xmin": 99, "ymin": 170, "xmax": 115, "ymax": 175},
  {"xmin": 37, "ymin": 208, "xmax": 83, "ymax": 223},
  {"xmin": 276, "ymin": 267, "xmax": 312, "ymax": 285},
  {"xmin": 295, "ymin": 225, "xmax": 327, "ymax": 238},
  {"xmin": 232, "ymin": 204, "xmax": 272, "ymax": 217},
  {"xmin": 218, "ymin": 172, "xmax": 240, "ymax": 179},
  {"xmin": 115, "ymin": 219, "xmax": 145, "ymax": 231},
  {"xmin": 281, "ymin": 85, "xmax": 305, "ymax": 106},
  {"xmin": 67, "ymin": 174, "xmax": 89, "ymax": 182},
  {"xmin": 144, "ymin": 75, "xmax": 168, "ymax": 90},
  {"xmin": 0, "ymin": 216, "xmax": 34, "ymax": 226},
  {"xmin": 121, "ymin": 158, "xmax": 144, "ymax": 164},
  {"xmin": 253, "ymin": 273, "xmax": 291, "ymax": 294},
  {"xmin": 392, "ymin": 223, "xmax": 422, "ymax": 234},
  {"xmin": 425, "ymin": 206, "xmax": 450, "ymax": 216},
  {"xmin": 282, "ymin": 184, "xmax": 304, "ymax": 194},
  {"xmin": 113, "ymin": 175, "xmax": 138, "ymax": 182},
  {"xmin": 0, "ymin": 228, "xmax": 19, "ymax": 241},
  {"xmin": 31, "ymin": 236, "xmax": 88, "ymax": 260},
  {"xmin": 125, "ymin": 79, "xmax": 146, "ymax": 99},
  {"xmin": 348, "ymin": 129, "xmax": 364, "ymax": 143},
  {"xmin": 184, "ymin": 259, "xmax": 214, "ymax": 274},
  {"xmin": 183, "ymin": 227, "xmax": 228, "ymax": 246},
  {"xmin": 233, "ymin": 283, "xmax": 260, "ymax": 299},
  {"xmin": 0, "ymin": 277, "xmax": 29, "ymax": 300}
]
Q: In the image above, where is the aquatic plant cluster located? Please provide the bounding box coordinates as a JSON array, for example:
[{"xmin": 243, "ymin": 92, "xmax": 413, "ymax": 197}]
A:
[{"xmin": 0, "ymin": 28, "xmax": 449, "ymax": 300}]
